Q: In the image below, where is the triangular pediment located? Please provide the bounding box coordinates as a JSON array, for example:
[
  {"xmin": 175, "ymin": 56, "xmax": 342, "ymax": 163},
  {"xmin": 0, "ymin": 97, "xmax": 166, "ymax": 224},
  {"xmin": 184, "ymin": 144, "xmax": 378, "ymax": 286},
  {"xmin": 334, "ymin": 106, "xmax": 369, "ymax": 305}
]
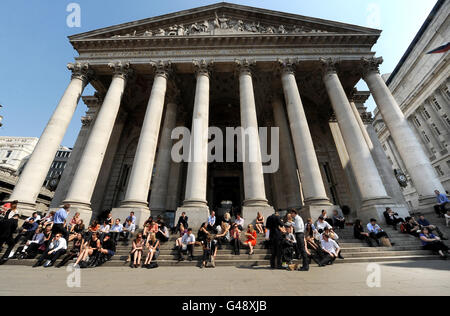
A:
[{"xmin": 69, "ymin": 2, "xmax": 380, "ymax": 42}]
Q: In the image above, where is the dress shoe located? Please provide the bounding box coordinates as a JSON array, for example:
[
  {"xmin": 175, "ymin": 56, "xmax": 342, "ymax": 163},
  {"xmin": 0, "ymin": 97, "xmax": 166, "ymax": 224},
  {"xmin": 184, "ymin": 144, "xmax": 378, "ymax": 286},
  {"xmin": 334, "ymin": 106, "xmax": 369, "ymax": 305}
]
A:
[
  {"xmin": 338, "ymin": 253, "xmax": 345, "ymax": 259},
  {"xmin": 299, "ymin": 266, "xmax": 309, "ymax": 271}
]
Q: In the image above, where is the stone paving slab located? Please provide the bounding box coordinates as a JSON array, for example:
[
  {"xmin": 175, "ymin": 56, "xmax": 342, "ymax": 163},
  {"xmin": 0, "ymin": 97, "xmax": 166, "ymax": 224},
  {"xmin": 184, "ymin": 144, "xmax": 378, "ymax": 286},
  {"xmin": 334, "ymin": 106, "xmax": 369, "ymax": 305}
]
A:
[{"xmin": 0, "ymin": 260, "xmax": 449, "ymax": 296}]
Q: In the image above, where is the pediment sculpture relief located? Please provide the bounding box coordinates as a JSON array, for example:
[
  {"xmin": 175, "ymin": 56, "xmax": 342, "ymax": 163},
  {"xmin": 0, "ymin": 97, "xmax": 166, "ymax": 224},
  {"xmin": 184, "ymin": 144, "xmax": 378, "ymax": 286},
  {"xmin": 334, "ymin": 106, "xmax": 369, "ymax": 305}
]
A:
[{"xmin": 110, "ymin": 11, "xmax": 330, "ymax": 39}]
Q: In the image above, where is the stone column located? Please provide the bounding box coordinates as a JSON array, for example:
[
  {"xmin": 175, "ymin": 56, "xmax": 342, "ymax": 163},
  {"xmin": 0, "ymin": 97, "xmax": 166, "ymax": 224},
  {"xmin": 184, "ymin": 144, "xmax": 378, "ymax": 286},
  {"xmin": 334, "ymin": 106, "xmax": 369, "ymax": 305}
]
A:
[
  {"xmin": 176, "ymin": 60, "xmax": 212, "ymax": 229},
  {"xmin": 9, "ymin": 63, "xmax": 92, "ymax": 216},
  {"xmin": 119, "ymin": 62, "xmax": 170, "ymax": 213},
  {"xmin": 321, "ymin": 58, "xmax": 391, "ymax": 221},
  {"xmin": 279, "ymin": 60, "xmax": 331, "ymax": 214},
  {"xmin": 362, "ymin": 57, "xmax": 445, "ymax": 209},
  {"xmin": 271, "ymin": 95, "xmax": 302, "ymax": 208},
  {"xmin": 63, "ymin": 62, "xmax": 131, "ymax": 223},
  {"xmin": 149, "ymin": 101, "xmax": 178, "ymax": 216}
]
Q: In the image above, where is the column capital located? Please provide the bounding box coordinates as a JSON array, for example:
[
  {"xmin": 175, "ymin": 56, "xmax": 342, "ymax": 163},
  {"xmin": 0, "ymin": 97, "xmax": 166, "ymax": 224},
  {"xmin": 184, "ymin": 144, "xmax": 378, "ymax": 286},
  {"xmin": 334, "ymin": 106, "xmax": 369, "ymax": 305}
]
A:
[
  {"xmin": 277, "ymin": 58, "xmax": 297, "ymax": 75},
  {"xmin": 360, "ymin": 57, "xmax": 383, "ymax": 77},
  {"xmin": 235, "ymin": 58, "xmax": 256, "ymax": 76},
  {"xmin": 67, "ymin": 62, "xmax": 93, "ymax": 83},
  {"xmin": 193, "ymin": 59, "xmax": 214, "ymax": 78},
  {"xmin": 319, "ymin": 57, "xmax": 339, "ymax": 76},
  {"xmin": 151, "ymin": 60, "xmax": 172, "ymax": 79},
  {"xmin": 347, "ymin": 87, "xmax": 358, "ymax": 102},
  {"xmin": 108, "ymin": 61, "xmax": 133, "ymax": 80}
]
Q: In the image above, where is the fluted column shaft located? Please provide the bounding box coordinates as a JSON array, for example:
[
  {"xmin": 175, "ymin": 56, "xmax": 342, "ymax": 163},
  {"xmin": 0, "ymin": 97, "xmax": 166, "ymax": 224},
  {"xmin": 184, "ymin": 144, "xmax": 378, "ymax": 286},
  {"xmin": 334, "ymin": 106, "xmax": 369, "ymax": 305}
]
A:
[
  {"xmin": 280, "ymin": 65, "xmax": 330, "ymax": 205},
  {"xmin": 9, "ymin": 63, "xmax": 91, "ymax": 213},
  {"xmin": 238, "ymin": 63, "xmax": 269, "ymax": 206},
  {"xmin": 183, "ymin": 64, "xmax": 210, "ymax": 207},
  {"xmin": 363, "ymin": 60, "xmax": 445, "ymax": 198},
  {"xmin": 121, "ymin": 70, "xmax": 169, "ymax": 208},
  {"xmin": 322, "ymin": 63, "xmax": 390, "ymax": 205},
  {"xmin": 149, "ymin": 102, "xmax": 177, "ymax": 211},
  {"xmin": 64, "ymin": 62, "xmax": 130, "ymax": 209}
]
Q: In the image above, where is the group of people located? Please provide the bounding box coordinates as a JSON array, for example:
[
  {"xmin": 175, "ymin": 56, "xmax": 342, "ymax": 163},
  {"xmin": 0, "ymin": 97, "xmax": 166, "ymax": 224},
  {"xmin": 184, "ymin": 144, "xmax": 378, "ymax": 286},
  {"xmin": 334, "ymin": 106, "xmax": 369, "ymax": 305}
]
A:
[
  {"xmin": 353, "ymin": 206, "xmax": 449, "ymax": 259},
  {"xmin": 2, "ymin": 195, "xmax": 449, "ymax": 269},
  {"xmin": 0, "ymin": 204, "xmax": 141, "ymax": 268}
]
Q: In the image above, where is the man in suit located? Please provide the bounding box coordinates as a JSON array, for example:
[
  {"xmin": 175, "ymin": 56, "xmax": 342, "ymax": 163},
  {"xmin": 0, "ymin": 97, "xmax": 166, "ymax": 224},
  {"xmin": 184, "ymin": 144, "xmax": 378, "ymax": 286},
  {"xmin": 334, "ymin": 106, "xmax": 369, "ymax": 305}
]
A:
[
  {"xmin": 0, "ymin": 213, "xmax": 19, "ymax": 263},
  {"xmin": 266, "ymin": 211, "xmax": 284, "ymax": 269}
]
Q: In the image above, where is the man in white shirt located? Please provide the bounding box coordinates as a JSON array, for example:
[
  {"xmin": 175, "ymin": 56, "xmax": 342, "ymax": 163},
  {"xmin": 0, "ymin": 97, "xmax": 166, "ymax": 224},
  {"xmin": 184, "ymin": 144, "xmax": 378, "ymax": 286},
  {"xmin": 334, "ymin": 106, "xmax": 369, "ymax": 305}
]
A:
[
  {"xmin": 121, "ymin": 219, "xmax": 136, "ymax": 244},
  {"xmin": 319, "ymin": 233, "xmax": 341, "ymax": 266},
  {"xmin": 33, "ymin": 233, "xmax": 67, "ymax": 268},
  {"xmin": 176, "ymin": 228, "xmax": 196, "ymax": 261},
  {"xmin": 207, "ymin": 211, "xmax": 217, "ymax": 233},
  {"xmin": 235, "ymin": 214, "xmax": 245, "ymax": 231},
  {"xmin": 110, "ymin": 219, "xmax": 123, "ymax": 243},
  {"xmin": 289, "ymin": 209, "xmax": 309, "ymax": 271},
  {"xmin": 316, "ymin": 216, "xmax": 332, "ymax": 233}
]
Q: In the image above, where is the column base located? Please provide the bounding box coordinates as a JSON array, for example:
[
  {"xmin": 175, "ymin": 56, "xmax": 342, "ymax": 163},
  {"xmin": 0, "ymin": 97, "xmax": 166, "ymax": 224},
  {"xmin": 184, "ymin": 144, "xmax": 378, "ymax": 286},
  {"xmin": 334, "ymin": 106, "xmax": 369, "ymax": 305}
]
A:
[
  {"xmin": 176, "ymin": 205, "xmax": 210, "ymax": 231},
  {"xmin": 243, "ymin": 198, "xmax": 270, "ymax": 207},
  {"xmin": 111, "ymin": 207, "xmax": 151, "ymax": 229},
  {"xmin": 241, "ymin": 205, "xmax": 274, "ymax": 226},
  {"xmin": 304, "ymin": 197, "xmax": 332, "ymax": 206},
  {"xmin": 416, "ymin": 195, "xmax": 439, "ymax": 216},
  {"xmin": 299, "ymin": 205, "xmax": 340, "ymax": 222},
  {"xmin": 14, "ymin": 201, "xmax": 38, "ymax": 218},
  {"xmin": 361, "ymin": 196, "xmax": 394, "ymax": 209},
  {"xmin": 59, "ymin": 201, "xmax": 93, "ymax": 225},
  {"xmin": 357, "ymin": 203, "xmax": 410, "ymax": 225},
  {"xmin": 120, "ymin": 200, "xmax": 149, "ymax": 209}
]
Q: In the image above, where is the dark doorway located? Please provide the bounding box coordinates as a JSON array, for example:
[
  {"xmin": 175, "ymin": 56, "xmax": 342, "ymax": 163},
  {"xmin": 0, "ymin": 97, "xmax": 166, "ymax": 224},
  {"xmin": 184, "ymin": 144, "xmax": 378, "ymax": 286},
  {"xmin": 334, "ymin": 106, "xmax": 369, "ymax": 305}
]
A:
[{"xmin": 212, "ymin": 176, "xmax": 242, "ymax": 213}]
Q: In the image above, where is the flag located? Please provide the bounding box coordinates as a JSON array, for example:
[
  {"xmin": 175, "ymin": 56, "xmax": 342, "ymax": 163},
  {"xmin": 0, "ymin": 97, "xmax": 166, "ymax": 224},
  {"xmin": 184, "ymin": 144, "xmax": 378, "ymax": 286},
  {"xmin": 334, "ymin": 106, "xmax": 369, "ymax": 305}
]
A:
[{"xmin": 427, "ymin": 42, "xmax": 450, "ymax": 54}]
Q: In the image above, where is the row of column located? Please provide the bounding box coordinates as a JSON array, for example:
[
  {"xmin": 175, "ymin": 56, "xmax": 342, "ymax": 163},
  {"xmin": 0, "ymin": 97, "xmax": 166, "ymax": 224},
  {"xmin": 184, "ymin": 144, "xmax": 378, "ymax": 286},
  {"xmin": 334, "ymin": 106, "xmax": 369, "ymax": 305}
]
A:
[{"xmin": 10, "ymin": 58, "xmax": 445, "ymax": 219}]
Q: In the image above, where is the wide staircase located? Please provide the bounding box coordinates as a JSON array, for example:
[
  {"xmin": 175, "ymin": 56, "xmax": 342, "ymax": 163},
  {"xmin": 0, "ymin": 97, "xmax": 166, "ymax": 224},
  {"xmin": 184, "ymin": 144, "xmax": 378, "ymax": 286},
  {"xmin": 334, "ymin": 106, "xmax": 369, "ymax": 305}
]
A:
[{"xmin": 2, "ymin": 224, "xmax": 447, "ymax": 268}]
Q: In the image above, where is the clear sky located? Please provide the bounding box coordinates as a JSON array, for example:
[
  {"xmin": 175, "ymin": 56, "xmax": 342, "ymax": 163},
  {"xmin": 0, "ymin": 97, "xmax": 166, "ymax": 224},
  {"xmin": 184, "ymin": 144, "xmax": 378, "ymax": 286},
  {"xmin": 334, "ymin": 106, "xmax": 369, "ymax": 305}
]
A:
[{"xmin": 0, "ymin": 0, "xmax": 438, "ymax": 147}]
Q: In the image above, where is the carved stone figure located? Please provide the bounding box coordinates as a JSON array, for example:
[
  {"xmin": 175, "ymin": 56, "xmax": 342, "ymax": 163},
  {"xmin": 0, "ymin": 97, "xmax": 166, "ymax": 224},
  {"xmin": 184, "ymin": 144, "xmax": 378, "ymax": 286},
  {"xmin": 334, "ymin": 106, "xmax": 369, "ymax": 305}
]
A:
[
  {"xmin": 200, "ymin": 20, "xmax": 210, "ymax": 32},
  {"xmin": 278, "ymin": 25, "xmax": 287, "ymax": 34},
  {"xmin": 177, "ymin": 24, "xmax": 185, "ymax": 36},
  {"xmin": 156, "ymin": 28, "xmax": 166, "ymax": 36},
  {"xmin": 190, "ymin": 22, "xmax": 200, "ymax": 34},
  {"xmin": 143, "ymin": 30, "xmax": 153, "ymax": 36}
]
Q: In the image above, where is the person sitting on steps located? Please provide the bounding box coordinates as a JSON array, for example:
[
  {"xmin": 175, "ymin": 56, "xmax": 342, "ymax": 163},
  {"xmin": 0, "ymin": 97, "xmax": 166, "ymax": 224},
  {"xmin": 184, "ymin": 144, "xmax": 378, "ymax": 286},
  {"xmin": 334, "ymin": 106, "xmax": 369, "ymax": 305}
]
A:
[
  {"xmin": 242, "ymin": 224, "xmax": 257, "ymax": 255},
  {"xmin": 200, "ymin": 235, "xmax": 218, "ymax": 269},
  {"xmin": 176, "ymin": 228, "xmax": 196, "ymax": 261},
  {"xmin": 434, "ymin": 190, "xmax": 449, "ymax": 218},
  {"xmin": 405, "ymin": 217, "xmax": 421, "ymax": 238},
  {"xmin": 367, "ymin": 219, "xmax": 395, "ymax": 247},
  {"xmin": 143, "ymin": 233, "xmax": 160, "ymax": 268},
  {"xmin": 383, "ymin": 207, "xmax": 405, "ymax": 230},
  {"xmin": 318, "ymin": 233, "xmax": 341, "ymax": 267},
  {"xmin": 419, "ymin": 227, "xmax": 449, "ymax": 260},
  {"xmin": 353, "ymin": 219, "xmax": 374, "ymax": 247},
  {"xmin": 417, "ymin": 214, "xmax": 447, "ymax": 240}
]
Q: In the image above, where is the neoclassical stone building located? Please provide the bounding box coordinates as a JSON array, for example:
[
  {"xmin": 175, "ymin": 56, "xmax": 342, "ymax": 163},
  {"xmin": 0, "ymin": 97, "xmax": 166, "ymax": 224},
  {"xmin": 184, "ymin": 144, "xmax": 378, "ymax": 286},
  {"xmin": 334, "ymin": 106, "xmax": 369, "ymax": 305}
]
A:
[
  {"xmin": 9, "ymin": 3, "xmax": 445, "ymax": 227},
  {"xmin": 374, "ymin": 0, "xmax": 450, "ymax": 210}
]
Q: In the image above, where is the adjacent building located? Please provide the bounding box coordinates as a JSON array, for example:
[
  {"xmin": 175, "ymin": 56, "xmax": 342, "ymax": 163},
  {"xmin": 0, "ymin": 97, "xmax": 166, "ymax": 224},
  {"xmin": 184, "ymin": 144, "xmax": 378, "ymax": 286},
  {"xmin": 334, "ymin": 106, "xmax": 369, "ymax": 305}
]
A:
[
  {"xmin": 373, "ymin": 0, "xmax": 449, "ymax": 210},
  {"xmin": 0, "ymin": 137, "xmax": 39, "ymax": 173}
]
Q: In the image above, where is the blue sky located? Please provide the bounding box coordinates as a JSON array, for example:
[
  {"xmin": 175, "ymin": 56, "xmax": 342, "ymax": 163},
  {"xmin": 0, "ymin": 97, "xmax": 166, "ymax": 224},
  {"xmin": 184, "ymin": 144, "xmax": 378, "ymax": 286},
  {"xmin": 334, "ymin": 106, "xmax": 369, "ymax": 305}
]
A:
[{"xmin": 0, "ymin": 0, "xmax": 438, "ymax": 147}]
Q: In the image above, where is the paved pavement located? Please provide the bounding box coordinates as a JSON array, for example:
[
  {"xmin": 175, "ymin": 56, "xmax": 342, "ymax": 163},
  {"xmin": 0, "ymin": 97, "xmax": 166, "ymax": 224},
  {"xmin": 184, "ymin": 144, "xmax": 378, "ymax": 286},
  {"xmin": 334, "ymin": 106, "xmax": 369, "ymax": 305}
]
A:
[{"xmin": 0, "ymin": 260, "xmax": 449, "ymax": 296}]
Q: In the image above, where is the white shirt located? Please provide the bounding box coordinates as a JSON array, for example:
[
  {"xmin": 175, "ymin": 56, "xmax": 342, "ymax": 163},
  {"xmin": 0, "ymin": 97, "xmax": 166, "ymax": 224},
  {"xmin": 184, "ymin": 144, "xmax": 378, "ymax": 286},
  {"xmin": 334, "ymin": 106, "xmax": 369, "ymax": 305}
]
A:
[
  {"xmin": 321, "ymin": 238, "xmax": 340, "ymax": 256},
  {"xmin": 49, "ymin": 237, "xmax": 67, "ymax": 252},
  {"xmin": 293, "ymin": 215, "xmax": 305, "ymax": 233},
  {"xmin": 320, "ymin": 231, "xmax": 339, "ymax": 241},
  {"xmin": 7, "ymin": 209, "xmax": 18, "ymax": 219},
  {"xmin": 124, "ymin": 223, "xmax": 136, "ymax": 233},
  {"xmin": 235, "ymin": 218, "xmax": 244, "ymax": 227},
  {"xmin": 100, "ymin": 224, "xmax": 110, "ymax": 233},
  {"xmin": 316, "ymin": 220, "xmax": 332, "ymax": 231},
  {"xmin": 181, "ymin": 233, "xmax": 195, "ymax": 244}
]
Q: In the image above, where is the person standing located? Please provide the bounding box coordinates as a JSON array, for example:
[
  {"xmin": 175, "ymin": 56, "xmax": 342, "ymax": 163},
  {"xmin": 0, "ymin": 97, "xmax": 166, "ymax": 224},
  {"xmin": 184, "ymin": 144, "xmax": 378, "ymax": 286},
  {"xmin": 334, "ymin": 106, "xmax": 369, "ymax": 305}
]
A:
[
  {"xmin": 0, "ymin": 214, "xmax": 19, "ymax": 263},
  {"xmin": 289, "ymin": 209, "xmax": 309, "ymax": 271},
  {"xmin": 266, "ymin": 211, "xmax": 283, "ymax": 269},
  {"xmin": 52, "ymin": 204, "xmax": 70, "ymax": 240}
]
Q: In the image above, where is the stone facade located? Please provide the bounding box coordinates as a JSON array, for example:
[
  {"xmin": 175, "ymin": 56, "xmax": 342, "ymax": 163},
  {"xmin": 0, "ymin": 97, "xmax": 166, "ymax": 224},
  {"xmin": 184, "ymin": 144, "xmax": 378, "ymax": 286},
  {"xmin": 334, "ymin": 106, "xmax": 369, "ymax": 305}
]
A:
[
  {"xmin": 373, "ymin": 0, "xmax": 449, "ymax": 211},
  {"xmin": 9, "ymin": 2, "xmax": 444, "ymax": 227},
  {"xmin": 0, "ymin": 137, "xmax": 38, "ymax": 173}
]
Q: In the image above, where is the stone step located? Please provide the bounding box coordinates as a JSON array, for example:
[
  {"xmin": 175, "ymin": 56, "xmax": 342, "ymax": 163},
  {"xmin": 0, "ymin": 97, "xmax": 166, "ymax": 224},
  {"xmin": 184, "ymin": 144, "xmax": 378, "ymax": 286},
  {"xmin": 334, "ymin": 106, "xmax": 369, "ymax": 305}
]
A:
[{"xmin": 3, "ymin": 254, "xmax": 439, "ymax": 268}]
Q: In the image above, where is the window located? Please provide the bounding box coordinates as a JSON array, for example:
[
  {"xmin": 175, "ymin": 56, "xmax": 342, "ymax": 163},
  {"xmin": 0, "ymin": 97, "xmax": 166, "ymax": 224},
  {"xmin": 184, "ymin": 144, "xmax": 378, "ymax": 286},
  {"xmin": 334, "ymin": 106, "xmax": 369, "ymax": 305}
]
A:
[
  {"xmin": 422, "ymin": 131, "xmax": 430, "ymax": 143},
  {"xmin": 431, "ymin": 123, "xmax": 441, "ymax": 136},
  {"xmin": 423, "ymin": 109, "xmax": 431, "ymax": 120},
  {"xmin": 443, "ymin": 114, "xmax": 450, "ymax": 128},
  {"xmin": 382, "ymin": 144, "xmax": 387, "ymax": 151},
  {"xmin": 5, "ymin": 151, "xmax": 12, "ymax": 158},
  {"xmin": 447, "ymin": 160, "xmax": 450, "ymax": 170},
  {"xmin": 444, "ymin": 86, "xmax": 450, "ymax": 99},
  {"xmin": 431, "ymin": 97, "xmax": 442, "ymax": 111},
  {"xmin": 413, "ymin": 116, "xmax": 421, "ymax": 127},
  {"xmin": 435, "ymin": 165, "xmax": 444, "ymax": 176}
]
